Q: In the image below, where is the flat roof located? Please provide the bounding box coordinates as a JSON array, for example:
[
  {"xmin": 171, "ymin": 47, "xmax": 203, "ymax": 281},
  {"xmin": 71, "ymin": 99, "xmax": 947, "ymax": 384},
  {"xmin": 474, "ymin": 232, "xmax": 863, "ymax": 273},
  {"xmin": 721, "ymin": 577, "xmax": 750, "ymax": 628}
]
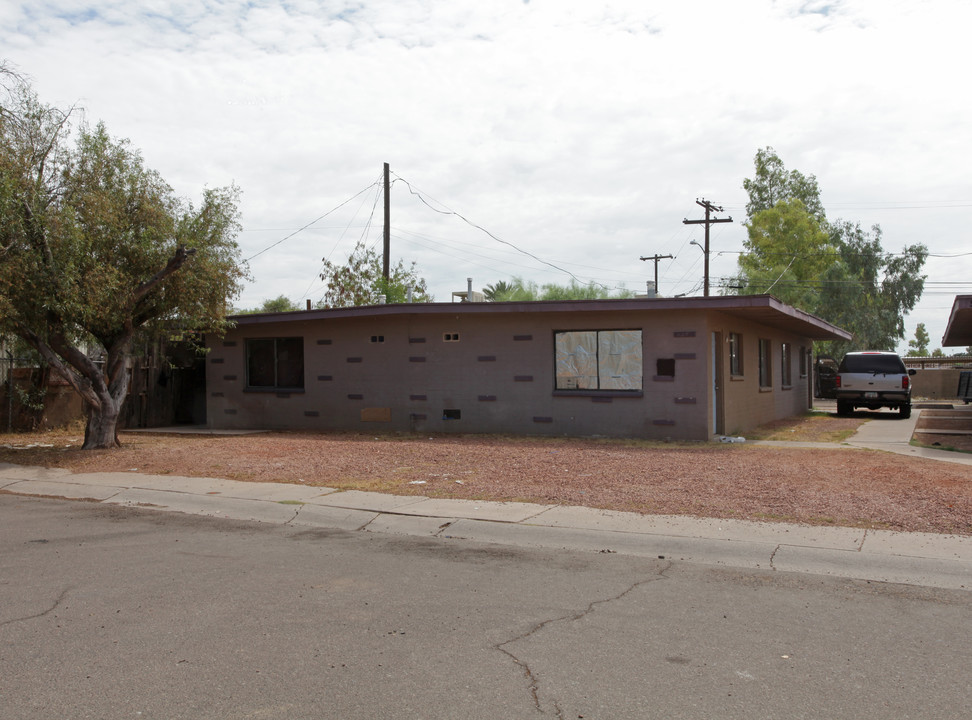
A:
[
  {"xmin": 942, "ymin": 295, "xmax": 972, "ymax": 347},
  {"xmin": 230, "ymin": 294, "xmax": 851, "ymax": 341}
]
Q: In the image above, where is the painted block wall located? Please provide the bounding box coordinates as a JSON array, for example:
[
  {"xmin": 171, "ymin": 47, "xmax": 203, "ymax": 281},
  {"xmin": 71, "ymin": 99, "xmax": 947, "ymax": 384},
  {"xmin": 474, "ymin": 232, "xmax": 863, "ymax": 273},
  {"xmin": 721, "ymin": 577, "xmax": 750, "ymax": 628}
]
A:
[{"xmin": 207, "ymin": 306, "xmax": 816, "ymax": 441}]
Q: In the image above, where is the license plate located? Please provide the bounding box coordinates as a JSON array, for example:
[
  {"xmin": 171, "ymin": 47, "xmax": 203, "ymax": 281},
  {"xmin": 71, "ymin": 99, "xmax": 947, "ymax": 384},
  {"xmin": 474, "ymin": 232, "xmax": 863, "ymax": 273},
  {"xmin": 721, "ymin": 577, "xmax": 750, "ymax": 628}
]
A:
[{"xmin": 864, "ymin": 392, "xmax": 878, "ymax": 399}]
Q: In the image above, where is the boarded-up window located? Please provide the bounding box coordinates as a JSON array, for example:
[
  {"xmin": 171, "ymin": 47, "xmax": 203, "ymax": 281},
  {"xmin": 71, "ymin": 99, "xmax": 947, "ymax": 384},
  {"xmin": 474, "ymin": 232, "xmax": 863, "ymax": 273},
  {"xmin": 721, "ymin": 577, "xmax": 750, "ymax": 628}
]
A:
[
  {"xmin": 555, "ymin": 330, "xmax": 642, "ymax": 391},
  {"xmin": 246, "ymin": 337, "xmax": 304, "ymax": 389}
]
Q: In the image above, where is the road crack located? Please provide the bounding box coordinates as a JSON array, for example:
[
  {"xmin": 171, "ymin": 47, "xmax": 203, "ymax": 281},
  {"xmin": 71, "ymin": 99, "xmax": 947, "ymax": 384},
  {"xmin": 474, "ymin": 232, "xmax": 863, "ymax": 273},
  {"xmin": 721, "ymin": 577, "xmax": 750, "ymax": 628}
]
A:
[
  {"xmin": 769, "ymin": 544, "xmax": 781, "ymax": 570},
  {"xmin": 495, "ymin": 561, "xmax": 672, "ymax": 716},
  {"xmin": 0, "ymin": 586, "xmax": 71, "ymax": 627}
]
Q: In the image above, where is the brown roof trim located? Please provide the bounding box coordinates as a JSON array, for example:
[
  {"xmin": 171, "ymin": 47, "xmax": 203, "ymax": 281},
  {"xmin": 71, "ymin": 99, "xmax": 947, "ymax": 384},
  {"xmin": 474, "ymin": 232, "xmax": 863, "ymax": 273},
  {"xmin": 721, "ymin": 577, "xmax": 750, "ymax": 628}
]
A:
[
  {"xmin": 942, "ymin": 295, "xmax": 972, "ymax": 347},
  {"xmin": 230, "ymin": 294, "xmax": 851, "ymax": 340}
]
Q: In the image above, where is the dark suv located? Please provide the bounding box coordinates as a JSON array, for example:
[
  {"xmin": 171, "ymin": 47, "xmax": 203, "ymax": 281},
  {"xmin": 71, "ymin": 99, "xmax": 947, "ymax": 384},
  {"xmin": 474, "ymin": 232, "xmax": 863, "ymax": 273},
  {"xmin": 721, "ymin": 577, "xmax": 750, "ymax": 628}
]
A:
[{"xmin": 834, "ymin": 351, "xmax": 916, "ymax": 418}]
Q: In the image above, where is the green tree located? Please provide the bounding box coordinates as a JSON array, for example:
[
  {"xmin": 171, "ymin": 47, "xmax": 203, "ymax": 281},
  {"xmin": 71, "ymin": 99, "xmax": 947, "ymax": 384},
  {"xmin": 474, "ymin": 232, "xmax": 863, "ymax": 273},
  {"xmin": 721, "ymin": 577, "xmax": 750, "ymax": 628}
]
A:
[
  {"xmin": 483, "ymin": 276, "xmax": 633, "ymax": 301},
  {"xmin": 318, "ymin": 242, "xmax": 432, "ymax": 308},
  {"xmin": 734, "ymin": 149, "xmax": 927, "ymax": 356},
  {"xmin": 743, "ymin": 147, "xmax": 826, "ymax": 223},
  {"xmin": 483, "ymin": 280, "xmax": 519, "ymax": 301},
  {"xmin": 732, "ymin": 198, "xmax": 835, "ymax": 310},
  {"xmin": 814, "ymin": 222, "xmax": 927, "ymax": 355},
  {"xmin": 539, "ymin": 279, "xmax": 634, "ymax": 300},
  {"xmin": 907, "ymin": 323, "xmax": 930, "ymax": 356},
  {"xmin": 908, "ymin": 323, "xmax": 931, "ymax": 357},
  {"xmin": 235, "ymin": 295, "xmax": 300, "ymax": 314},
  {"xmin": 483, "ymin": 277, "xmax": 539, "ymax": 301},
  {"xmin": 0, "ymin": 68, "xmax": 247, "ymax": 448}
]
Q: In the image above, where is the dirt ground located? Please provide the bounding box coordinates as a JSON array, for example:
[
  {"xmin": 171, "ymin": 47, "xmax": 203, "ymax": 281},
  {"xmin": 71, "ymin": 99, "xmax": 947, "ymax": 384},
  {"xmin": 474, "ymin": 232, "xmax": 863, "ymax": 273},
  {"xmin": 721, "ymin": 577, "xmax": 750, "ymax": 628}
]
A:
[{"xmin": 1, "ymin": 412, "xmax": 970, "ymax": 536}]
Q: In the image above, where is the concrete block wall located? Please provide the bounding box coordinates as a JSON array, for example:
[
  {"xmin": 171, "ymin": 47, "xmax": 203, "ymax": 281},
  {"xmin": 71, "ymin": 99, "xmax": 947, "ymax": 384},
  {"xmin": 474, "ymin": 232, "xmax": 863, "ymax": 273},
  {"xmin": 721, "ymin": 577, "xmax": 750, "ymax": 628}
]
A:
[{"xmin": 206, "ymin": 305, "xmax": 820, "ymax": 442}]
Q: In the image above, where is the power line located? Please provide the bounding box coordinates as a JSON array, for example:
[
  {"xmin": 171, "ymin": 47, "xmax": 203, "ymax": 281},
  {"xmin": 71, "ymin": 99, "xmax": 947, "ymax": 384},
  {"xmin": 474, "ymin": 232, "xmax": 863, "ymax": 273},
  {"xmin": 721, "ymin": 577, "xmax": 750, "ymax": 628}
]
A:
[
  {"xmin": 244, "ymin": 179, "xmax": 381, "ymax": 262},
  {"xmin": 392, "ymin": 172, "xmax": 600, "ymax": 289},
  {"xmin": 299, "ymin": 181, "xmax": 385, "ymax": 303}
]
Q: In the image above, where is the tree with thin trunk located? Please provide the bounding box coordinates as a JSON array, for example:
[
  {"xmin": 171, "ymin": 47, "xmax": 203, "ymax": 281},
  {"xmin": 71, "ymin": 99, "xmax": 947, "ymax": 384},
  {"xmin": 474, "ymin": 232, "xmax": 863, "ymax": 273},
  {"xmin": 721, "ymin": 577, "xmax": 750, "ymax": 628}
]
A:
[
  {"xmin": 0, "ymin": 65, "xmax": 248, "ymax": 448},
  {"xmin": 907, "ymin": 323, "xmax": 930, "ymax": 356}
]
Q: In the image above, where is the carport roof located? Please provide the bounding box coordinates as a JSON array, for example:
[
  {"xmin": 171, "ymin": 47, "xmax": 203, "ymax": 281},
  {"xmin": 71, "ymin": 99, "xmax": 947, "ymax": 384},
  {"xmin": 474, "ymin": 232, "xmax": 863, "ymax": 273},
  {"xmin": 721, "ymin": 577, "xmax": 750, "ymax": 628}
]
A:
[
  {"xmin": 231, "ymin": 294, "xmax": 851, "ymax": 341},
  {"xmin": 942, "ymin": 295, "xmax": 972, "ymax": 347}
]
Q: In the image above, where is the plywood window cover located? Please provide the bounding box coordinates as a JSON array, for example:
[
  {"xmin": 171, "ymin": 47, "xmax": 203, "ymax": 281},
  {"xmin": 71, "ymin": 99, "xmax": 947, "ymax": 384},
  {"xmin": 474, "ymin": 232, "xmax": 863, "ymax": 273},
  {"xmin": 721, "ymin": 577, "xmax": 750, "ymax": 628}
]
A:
[{"xmin": 555, "ymin": 330, "xmax": 643, "ymax": 391}]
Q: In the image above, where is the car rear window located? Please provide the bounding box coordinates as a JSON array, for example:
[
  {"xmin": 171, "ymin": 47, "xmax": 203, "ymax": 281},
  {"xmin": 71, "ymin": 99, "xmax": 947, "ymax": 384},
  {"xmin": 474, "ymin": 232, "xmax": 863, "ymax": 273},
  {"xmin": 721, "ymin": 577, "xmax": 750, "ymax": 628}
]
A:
[{"xmin": 838, "ymin": 354, "xmax": 906, "ymax": 374}]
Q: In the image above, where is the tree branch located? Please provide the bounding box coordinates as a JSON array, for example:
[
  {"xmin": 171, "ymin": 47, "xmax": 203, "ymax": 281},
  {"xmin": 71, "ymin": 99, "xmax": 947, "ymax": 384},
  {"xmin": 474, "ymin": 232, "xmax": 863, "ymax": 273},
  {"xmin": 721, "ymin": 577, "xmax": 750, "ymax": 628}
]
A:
[
  {"xmin": 12, "ymin": 321, "xmax": 102, "ymax": 409},
  {"xmin": 132, "ymin": 246, "xmax": 195, "ymax": 306}
]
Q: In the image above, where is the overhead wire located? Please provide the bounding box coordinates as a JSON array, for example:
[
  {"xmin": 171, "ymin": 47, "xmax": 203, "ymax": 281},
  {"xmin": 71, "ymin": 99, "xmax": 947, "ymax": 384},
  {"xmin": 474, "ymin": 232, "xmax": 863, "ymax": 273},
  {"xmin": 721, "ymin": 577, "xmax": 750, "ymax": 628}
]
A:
[
  {"xmin": 245, "ymin": 166, "xmax": 970, "ymax": 303},
  {"xmin": 298, "ymin": 176, "xmax": 385, "ymax": 303},
  {"xmin": 244, "ymin": 178, "xmax": 381, "ymax": 262},
  {"xmin": 392, "ymin": 171, "xmax": 609, "ymax": 289}
]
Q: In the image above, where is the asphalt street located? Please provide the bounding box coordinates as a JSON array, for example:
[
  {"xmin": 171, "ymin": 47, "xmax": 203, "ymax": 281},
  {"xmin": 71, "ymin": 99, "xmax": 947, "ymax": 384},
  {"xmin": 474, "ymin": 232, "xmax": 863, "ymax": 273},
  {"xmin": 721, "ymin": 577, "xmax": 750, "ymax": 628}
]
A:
[{"xmin": 2, "ymin": 494, "xmax": 970, "ymax": 720}]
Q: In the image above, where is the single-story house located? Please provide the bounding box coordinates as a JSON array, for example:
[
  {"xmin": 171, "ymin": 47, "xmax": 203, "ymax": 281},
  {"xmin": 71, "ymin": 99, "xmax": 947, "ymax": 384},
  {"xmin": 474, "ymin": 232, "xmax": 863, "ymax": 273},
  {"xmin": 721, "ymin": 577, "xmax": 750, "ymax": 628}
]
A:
[
  {"xmin": 942, "ymin": 295, "xmax": 972, "ymax": 348},
  {"xmin": 205, "ymin": 294, "xmax": 850, "ymax": 441}
]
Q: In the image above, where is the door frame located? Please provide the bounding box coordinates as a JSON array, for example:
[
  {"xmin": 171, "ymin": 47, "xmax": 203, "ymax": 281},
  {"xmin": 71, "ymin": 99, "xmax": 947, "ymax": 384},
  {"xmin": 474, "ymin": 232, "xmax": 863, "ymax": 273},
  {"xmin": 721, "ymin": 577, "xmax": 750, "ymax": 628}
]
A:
[{"xmin": 711, "ymin": 331, "xmax": 725, "ymax": 436}]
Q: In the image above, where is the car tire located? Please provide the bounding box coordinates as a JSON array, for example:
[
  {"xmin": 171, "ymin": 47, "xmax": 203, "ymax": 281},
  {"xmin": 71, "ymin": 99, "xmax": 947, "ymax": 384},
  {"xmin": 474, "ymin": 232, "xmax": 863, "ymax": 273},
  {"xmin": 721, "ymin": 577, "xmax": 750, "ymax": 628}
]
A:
[
  {"xmin": 836, "ymin": 400, "xmax": 851, "ymax": 417},
  {"xmin": 899, "ymin": 403, "xmax": 911, "ymax": 419}
]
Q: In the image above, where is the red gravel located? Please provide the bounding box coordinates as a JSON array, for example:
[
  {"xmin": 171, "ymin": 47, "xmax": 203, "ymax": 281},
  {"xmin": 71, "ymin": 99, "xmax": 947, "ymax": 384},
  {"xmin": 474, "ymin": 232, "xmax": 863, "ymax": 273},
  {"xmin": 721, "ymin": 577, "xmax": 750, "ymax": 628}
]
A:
[{"xmin": 2, "ymin": 427, "xmax": 970, "ymax": 535}]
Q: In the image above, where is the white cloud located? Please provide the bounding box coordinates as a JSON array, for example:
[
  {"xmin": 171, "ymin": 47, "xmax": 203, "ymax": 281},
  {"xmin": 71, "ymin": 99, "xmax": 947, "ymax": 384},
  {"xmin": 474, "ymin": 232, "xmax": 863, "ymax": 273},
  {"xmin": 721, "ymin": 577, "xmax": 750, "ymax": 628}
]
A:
[{"xmin": 2, "ymin": 0, "xmax": 970, "ymax": 349}]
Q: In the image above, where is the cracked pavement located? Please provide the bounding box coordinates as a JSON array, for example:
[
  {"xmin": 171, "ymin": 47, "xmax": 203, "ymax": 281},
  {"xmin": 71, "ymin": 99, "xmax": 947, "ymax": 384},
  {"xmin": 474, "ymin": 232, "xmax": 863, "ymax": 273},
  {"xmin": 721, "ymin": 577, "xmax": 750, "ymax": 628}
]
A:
[
  {"xmin": 496, "ymin": 567, "xmax": 673, "ymax": 718},
  {"xmin": 3, "ymin": 494, "xmax": 970, "ymax": 720}
]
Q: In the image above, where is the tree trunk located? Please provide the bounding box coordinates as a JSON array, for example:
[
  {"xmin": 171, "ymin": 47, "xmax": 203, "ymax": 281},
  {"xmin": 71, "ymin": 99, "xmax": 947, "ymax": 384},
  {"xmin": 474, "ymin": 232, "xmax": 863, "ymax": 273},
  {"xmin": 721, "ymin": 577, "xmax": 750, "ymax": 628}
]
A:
[{"xmin": 82, "ymin": 398, "xmax": 122, "ymax": 449}]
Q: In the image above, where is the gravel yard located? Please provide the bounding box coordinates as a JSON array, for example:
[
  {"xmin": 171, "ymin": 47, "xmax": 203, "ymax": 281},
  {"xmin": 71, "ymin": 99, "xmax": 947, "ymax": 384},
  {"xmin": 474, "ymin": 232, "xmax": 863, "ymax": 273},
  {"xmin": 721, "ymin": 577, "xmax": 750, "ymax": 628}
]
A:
[{"xmin": 1, "ymin": 412, "xmax": 970, "ymax": 535}]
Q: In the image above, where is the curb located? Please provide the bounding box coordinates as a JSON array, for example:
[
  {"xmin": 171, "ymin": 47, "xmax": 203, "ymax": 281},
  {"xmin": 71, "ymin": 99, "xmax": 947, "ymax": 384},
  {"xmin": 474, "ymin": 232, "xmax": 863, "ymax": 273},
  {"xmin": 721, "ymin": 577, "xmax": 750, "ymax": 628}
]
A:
[{"xmin": 2, "ymin": 462, "xmax": 969, "ymax": 592}]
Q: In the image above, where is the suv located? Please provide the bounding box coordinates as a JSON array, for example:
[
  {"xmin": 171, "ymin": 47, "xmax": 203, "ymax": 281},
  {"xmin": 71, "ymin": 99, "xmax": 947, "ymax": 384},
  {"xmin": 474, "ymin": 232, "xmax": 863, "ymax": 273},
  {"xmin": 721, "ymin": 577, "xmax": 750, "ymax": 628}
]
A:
[{"xmin": 834, "ymin": 351, "xmax": 916, "ymax": 418}]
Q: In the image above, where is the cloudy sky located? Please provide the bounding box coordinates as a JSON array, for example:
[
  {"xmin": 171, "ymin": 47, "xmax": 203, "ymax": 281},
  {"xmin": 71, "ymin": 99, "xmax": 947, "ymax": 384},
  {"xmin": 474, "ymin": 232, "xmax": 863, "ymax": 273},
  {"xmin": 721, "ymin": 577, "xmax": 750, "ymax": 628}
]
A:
[{"xmin": 3, "ymin": 0, "xmax": 970, "ymax": 351}]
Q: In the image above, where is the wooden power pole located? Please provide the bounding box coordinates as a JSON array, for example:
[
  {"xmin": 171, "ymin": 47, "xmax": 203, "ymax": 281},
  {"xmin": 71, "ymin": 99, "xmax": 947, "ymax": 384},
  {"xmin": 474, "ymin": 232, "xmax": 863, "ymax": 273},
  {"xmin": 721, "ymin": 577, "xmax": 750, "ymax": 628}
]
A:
[
  {"xmin": 682, "ymin": 199, "xmax": 732, "ymax": 296},
  {"xmin": 638, "ymin": 253, "xmax": 673, "ymax": 296},
  {"xmin": 382, "ymin": 162, "xmax": 390, "ymax": 282}
]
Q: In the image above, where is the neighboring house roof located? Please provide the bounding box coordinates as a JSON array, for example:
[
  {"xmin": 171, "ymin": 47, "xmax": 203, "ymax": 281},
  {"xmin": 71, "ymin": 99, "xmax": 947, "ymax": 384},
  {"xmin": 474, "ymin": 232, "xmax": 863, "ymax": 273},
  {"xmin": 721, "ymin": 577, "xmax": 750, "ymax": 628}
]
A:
[
  {"xmin": 942, "ymin": 295, "xmax": 972, "ymax": 347},
  {"xmin": 229, "ymin": 294, "xmax": 851, "ymax": 341}
]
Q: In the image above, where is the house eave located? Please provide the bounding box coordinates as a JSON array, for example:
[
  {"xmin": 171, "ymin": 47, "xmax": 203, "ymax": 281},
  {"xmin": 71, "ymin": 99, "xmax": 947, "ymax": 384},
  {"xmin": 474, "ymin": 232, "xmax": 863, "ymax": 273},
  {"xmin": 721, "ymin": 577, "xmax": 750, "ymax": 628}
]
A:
[
  {"xmin": 942, "ymin": 295, "xmax": 972, "ymax": 347},
  {"xmin": 229, "ymin": 294, "xmax": 851, "ymax": 341}
]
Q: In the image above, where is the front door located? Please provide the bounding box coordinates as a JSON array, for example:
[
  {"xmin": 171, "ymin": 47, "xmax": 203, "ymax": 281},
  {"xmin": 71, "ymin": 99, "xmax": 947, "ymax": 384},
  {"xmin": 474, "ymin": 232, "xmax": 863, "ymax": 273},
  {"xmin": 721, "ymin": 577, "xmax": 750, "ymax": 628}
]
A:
[{"xmin": 711, "ymin": 332, "xmax": 724, "ymax": 436}]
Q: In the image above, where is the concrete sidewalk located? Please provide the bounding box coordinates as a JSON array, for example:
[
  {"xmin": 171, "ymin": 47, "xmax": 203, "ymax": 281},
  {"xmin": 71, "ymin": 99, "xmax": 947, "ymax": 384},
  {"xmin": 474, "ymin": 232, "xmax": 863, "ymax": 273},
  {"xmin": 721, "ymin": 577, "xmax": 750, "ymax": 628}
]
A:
[
  {"xmin": 2, "ymin": 462, "xmax": 969, "ymax": 592},
  {"xmin": 752, "ymin": 402, "xmax": 972, "ymax": 466}
]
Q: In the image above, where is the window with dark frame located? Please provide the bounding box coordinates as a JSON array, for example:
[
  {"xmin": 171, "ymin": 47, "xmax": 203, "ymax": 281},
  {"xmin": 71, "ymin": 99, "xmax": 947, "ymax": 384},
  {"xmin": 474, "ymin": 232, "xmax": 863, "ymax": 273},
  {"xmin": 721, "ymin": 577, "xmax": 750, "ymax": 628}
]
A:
[
  {"xmin": 729, "ymin": 332, "xmax": 743, "ymax": 376},
  {"xmin": 781, "ymin": 342, "xmax": 792, "ymax": 387},
  {"xmin": 799, "ymin": 345, "xmax": 808, "ymax": 377},
  {"xmin": 246, "ymin": 337, "xmax": 304, "ymax": 390},
  {"xmin": 758, "ymin": 338, "xmax": 771, "ymax": 388},
  {"xmin": 554, "ymin": 330, "xmax": 643, "ymax": 391}
]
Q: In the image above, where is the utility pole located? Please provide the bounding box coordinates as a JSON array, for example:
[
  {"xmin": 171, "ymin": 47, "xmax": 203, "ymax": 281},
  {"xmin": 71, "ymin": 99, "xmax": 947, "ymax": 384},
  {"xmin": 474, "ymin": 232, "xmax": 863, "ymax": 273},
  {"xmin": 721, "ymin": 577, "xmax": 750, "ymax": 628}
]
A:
[
  {"xmin": 638, "ymin": 253, "xmax": 673, "ymax": 296},
  {"xmin": 382, "ymin": 162, "xmax": 390, "ymax": 282},
  {"xmin": 682, "ymin": 198, "xmax": 732, "ymax": 296}
]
